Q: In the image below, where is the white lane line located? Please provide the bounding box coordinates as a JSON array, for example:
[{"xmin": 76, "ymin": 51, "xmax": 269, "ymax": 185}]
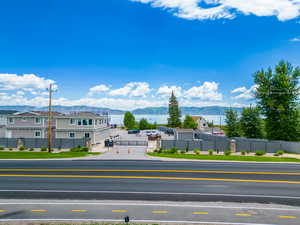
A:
[
  {"xmin": 0, "ymin": 219, "xmax": 276, "ymax": 225},
  {"xmin": 0, "ymin": 202, "xmax": 299, "ymax": 211},
  {"xmin": 1, "ymin": 189, "xmax": 300, "ymax": 200}
]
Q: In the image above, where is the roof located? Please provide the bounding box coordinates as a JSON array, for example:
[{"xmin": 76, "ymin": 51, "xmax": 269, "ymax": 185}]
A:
[
  {"xmin": 11, "ymin": 111, "xmax": 64, "ymax": 117},
  {"xmin": 191, "ymin": 116, "xmax": 205, "ymax": 121}
]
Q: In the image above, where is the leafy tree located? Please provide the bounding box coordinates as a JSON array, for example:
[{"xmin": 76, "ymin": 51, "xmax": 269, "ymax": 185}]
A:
[
  {"xmin": 225, "ymin": 109, "xmax": 240, "ymax": 137},
  {"xmin": 240, "ymin": 107, "xmax": 263, "ymax": 138},
  {"xmin": 123, "ymin": 112, "xmax": 136, "ymax": 130},
  {"xmin": 183, "ymin": 115, "xmax": 198, "ymax": 129},
  {"xmin": 167, "ymin": 91, "xmax": 181, "ymax": 128},
  {"xmin": 254, "ymin": 61, "xmax": 300, "ymax": 141},
  {"xmin": 139, "ymin": 118, "xmax": 150, "ymax": 130}
]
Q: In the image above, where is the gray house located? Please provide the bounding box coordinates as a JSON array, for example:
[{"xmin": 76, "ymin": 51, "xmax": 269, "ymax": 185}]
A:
[
  {"xmin": 55, "ymin": 112, "xmax": 110, "ymax": 144},
  {"xmin": 5, "ymin": 111, "xmax": 63, "ymax": 139},
  {"xmin": 0, "ymin": 110, "xmax": 18, "ymax": 138}
]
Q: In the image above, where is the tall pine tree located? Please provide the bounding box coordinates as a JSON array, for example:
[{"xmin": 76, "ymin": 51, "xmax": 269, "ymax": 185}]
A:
[
  {"xmin": 240, "ymin": 107, "xmax": 263, "ymax": 139},
  {"xmin": 225, "ymin": 109, "xmax": 240, "ymax": 138},
  {"xmin": 254, "ymin": 61, "xmax": 300, "ymax": 141},
  {"xmin": 167, "ymin": 91, "xmax": 181, "ymax": 128}
]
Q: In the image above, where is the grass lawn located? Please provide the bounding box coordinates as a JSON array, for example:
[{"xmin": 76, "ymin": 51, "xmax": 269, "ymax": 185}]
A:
[
  {"xmin": 148, "ymin": 153, "xmax": 300, "ymax": 162},
  {"xmin": 0, "ymin": 152, "xmax": 100, "ymax": 159}
]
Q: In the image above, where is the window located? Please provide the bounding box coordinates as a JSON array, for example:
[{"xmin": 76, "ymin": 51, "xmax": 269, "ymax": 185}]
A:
[
  {"xmin": 22, "ymin": 117, "xmax": 27, "ymax": 121},
  {"xmin": 70, "ymin": 118, "xmax": 75, "ymax": 125},
  {"xmin": 77, "ymin": 119, "xmax": 82, "ymax": 126},
  {"xmin": 82, "ymin": 119, "xmax": 88, "ymax": 126},
  {"xmin": 35, "ymin": 131, "xmax": 41, "ymax": 137},
  {"xmin": 35, "ymin": 118, "xmax": 41, "ymax": 124},
  {"xmin": 8, "ymin": 118, "xmax": 14, "ymax": 124},
  {"xmin": 85, "ymin": 133, "xmax": 90, "ymax": 138},
  {"xmin": 69, "ymin": 132, "xmax": 75, "ymax": 138},
  {"xmin": 88, "ymin": 119, "xmax": 93, "ymax": 125}
]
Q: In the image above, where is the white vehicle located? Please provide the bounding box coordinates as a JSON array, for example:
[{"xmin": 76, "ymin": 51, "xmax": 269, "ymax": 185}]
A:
[{"xmin": 145, "ymin": 130, "xmax": 159, "ymax": 136}]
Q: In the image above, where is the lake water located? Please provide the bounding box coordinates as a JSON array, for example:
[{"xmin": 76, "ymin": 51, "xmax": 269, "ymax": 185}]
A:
[{"xmin": 110, "ymin": 114, "xmax": 226, "ymax": 126}]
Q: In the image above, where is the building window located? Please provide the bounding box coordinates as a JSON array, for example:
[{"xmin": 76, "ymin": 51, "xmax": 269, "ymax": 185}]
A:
[
  {"xmin": 8, "ymin": 118, "xmax": 14, "ymax": 124},
  {"xmin": 82, "ymin": 119, "xmax": 88, "ymax": 126},
  {"xmin": 69, "ymin": 132, "xmax": 75, "ymax": 138},
  {"xmin": 70, "ymin": 119, "xmax": 75, "ymax": 125},
  {"xmin": 77, "ymin": 119, "xmax": 82, "ymax": 126},
  {"xmin": 22, "ymin": 117, "xmax": 27, "ymax": 121},
  {"xmin": 35, "ymin": 118, "xmax": 41, "ymax": 124},
  {"xmin": 85, "ymin": 133, "xmax": 90, "ymax": 138},
  {"xmin": 35, "ymin": 131, "xmax": 41, "ymax": 137},
  {"xmin": 88, "ymin": 119, "xmax": 93, "ymax": 125}
]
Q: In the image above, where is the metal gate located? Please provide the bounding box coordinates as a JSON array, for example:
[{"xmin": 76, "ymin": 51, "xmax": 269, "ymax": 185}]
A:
[{"xmin": 114, "ymin": 140, "xmax": 148, "ymax": 146}]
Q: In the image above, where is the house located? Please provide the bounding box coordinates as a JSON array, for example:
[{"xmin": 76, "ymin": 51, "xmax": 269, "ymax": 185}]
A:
[
  {"xmin": 55, "ymin": 112, "xmax": 110, "ymax": 144},
  {"xmin": 174, "ymin": 129, "xmax": 195, "ymax": 140},
  {"xmin": 0, "ymin": 110, "xmax": 18, "ymax": 138},
  {"xmin": 191, "ymin": 116, "xmax": 209, "ymax": 131},
  {"xmin": 5, "ymin": 111, "xmax": 63, "ymax": 138}
]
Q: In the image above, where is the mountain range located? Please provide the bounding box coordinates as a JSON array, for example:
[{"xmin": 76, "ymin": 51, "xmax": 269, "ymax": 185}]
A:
[{"xmin": 0, "ymin": 105, "xmax": 243, "ymax": 115}]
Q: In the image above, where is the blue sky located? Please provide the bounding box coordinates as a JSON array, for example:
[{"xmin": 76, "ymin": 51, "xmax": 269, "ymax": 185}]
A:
[{"xmin": 0, "ymin": 0, "xmax": 300, "ymax": 110}]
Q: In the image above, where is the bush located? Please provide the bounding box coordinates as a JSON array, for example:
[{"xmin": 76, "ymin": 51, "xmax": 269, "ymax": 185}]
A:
[
  {"xmin": 29, "ymin": 148, "xmax": 34, "ymax": 152},
  {"xmin": 241, "ymin": 150, "xmax": 247, "ymax": 156},
  {"xmin": 19, "ymin": 146, "xmax": 26, "ymax": 151},
  {"xmin": 70, "ymin": 146, "xmax": 89, "ymax": 152},
  {"xmin": 9, "ymin": 148, "xmax": 13, "ymax": 151},
  {"xmin": 180, "ymin": 150, "xmax": 186, "ymax": 154},
  {"xmin": 193, "ymin": 149, "xmax": 201, "ymax": 155},
  {"xmin": 276, "ymin": 150, "xmax": 285, "ymax": 156},
  {"xmin": 255, "ymin": 150, "xmax": 266, "ymax": 156},
  {"xmin": 41, "ymin": 147, "xmax": 47, "ymax": 152},
  {"xmin": 163, "ymin": 147, "xmax": 178, "ymax": 154},
  {"xmin": 224, "ymin": 150, "xmax": 231, "ymax": 156},
  {"xmin": 81, "ymin": 147, "xmax": 89, "ymax": 152},
  {"xmin": 208, "ymin": 149, "xmax": 214, "ymax": 155},
  {"xmin": 0, "ymin": 146, "xmax": 4, "ymax": 151}
]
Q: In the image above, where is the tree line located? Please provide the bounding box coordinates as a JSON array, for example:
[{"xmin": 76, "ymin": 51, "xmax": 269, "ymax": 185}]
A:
[{"xmin": 225, "ymin": 61, "xmax": 300, "ymax": 142}]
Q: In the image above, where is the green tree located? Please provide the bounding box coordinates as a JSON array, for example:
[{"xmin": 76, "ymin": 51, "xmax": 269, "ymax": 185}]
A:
[
  {"xmin": 254, "ymin": 61, "xmax": 300, "ymax": 141},
  {"xmin": 123, "ymin": 112, "xmax": 136, "ymax": 130},
  {"xmin": 167, "ymin": 91, "xmax": 181, "ymax": 128},
  {"xmin": 183, "ymin": 115, "xmax": 198, "ymax": 129},
  {"xmin": 225, "ymin": 109, "xmax": 240, "ymax": 137},
  {"xmin": 240, "ymin": 107, "xmax": 263, "ymax": 138},
  {"xmin": 139, "ymin": 118, "xmax": 150, "ymax": 130}
]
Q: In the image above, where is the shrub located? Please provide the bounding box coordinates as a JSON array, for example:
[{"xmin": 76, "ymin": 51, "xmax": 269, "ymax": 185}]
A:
[
  {"xmin": 70, "ymin": 147, "xmax": 82, "ymax": 152},
  {"xmin": 81, "ymin": 147, "xmax": 89, "ymax": 152},
  {"xmin": 224, "ymin": 150, "xmax": 231, "ymax": 156},
  {"xmin": 0, "ymin": 146, "xmax": 4, "ymax": 151},
  {"xmin": 41, "ymin": 147, "xmax": 47, "ymax": 152},
  {"xmin": 19, "ymin": 146, "xmax": 26, "ymax": 151},
  {"xmin": 163, "ymin": 147, "xmax": 178, "ymax": 154},
  {"xmin": 193, "ymin": 149, "xmax": 201, "ymax": 155},
  {"xmin": 9, "ymin": 148, "xmax": 13, "ymax": 151},
  {"xmin": 276, "ymin": 150, "xmax": 285, "ymax": 156},
  {"xmin": 208, "ymin": 149, "xmax": 214, "ymax": 155},
  {"xmin": 255, "ymin": 150, "xmax": 266, "ymax": 156},
  {"xmin": 241, "ymin": 150, "xmax": 247, "ymax": 156},
  {"xmin": 180, "ymin": 150, "xmax": 186, "ymax": 154},
  {"xmin": 29, "ymin": 148, "xmax": 34, "ymax": 152}
]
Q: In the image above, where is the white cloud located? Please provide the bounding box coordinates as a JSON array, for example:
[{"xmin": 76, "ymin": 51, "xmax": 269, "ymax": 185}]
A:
[
  {"xmin": 0, "ymin": 74, "xmax": 56, "ymax": 91},
  {"xmin": 184, "ymin": 81, "xmax": 223, "ymax": 101},
  {"xmin": 131, "ymin": 0, "xmax": 300, "ymax": 21},
  {"xmin": 88, "ymin": 84, "xmax": 110, "ymax": 96},
  {"xmin": 290, "ymin": 37, "xmax": 300, "ymax": 42},
  {"xmin": 231, "ymin": 85, "xmax": 257, "ymax": 100},
  {"xmin": 157, "ymin": 85, "xmax": 182, "ymax": 97},
  {"xmin": 109, "ymin": 82, "xmax": 151, "ymax": 97}
]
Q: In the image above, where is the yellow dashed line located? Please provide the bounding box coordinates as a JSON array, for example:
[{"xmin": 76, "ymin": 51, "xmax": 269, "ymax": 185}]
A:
[
  {"xmin": 193, "ymin": 212, "xmax": 209, "ymax": 215},
  {"xmin": 152, "ymin": 210, "xmax": 168, "ymax": 214},
  {"xmin": 70, "ymin": 210, "xmax": 87, "ymax": 212},
  {"xmin": 278, "ymin": 216, "xmax": 297, "ymax": 219},
  {"xmin": 31, "ymin": 209, "xmax": 48, "ymax": 212},
  {"xmin": 0, "ymin": 210, "xmax": 6, "ymax": 213},
  {"xmin": 235, "ymin": 213, "xmax": 251, "ymax": 217},
  {"xmin": 112, "ymin": 210, "xmax": 128, "ymax": 213}
]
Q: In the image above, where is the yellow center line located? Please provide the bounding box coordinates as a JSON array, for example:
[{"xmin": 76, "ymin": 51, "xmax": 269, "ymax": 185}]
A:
[
  {"xmin": 235, "ymin": 213, "xmax": 252, "ymax": 217},
  {"xmin": 31, "ymin": 209, "xmax": 48, "ymax": 212},
  {"xmin": 152, "ymin": 210, "xmax": 168, "ymax": 214},
  {"xmin": 70, "ymin": 210, "xmax": 87, "ymax": 212},
  {"xmin": 193, "ymin": 212, "xmax": 209, "ymax": 215},
  {"xmin": 278, "ymin": 216, "xmax": 297, "ymax": 219},
  {"xmin": 112, "ymin": 210, "xmax": 128, "ymax": 213},
  {"xmin": 0, "ymin": 169, "xmax": 300, "ymax": 176},
  {"xmin": 0, "ymin": 174, "xmax": 300, "ymax": 184},
  {"xmin": 0, "ymin": 210, "xmax": 6, "ymax": 213}
]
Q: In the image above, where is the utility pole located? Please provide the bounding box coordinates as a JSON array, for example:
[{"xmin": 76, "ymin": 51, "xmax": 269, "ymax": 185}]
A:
[{"xmin": 47, "ymin": 84, "xmax": 53, "ymax": 153}]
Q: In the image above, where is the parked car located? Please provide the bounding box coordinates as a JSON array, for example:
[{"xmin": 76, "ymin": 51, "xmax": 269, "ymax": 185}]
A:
[
  {"xmin": 145, "ymin": 130, "xmax": 159, "ymax": 136},
  {"xmin": 128, "ymin": 129, "xmax": 140, "ymax": 134}
]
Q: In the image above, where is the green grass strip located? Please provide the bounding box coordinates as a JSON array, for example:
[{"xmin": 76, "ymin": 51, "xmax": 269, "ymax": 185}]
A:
[
  {"xmin": 0, "ymin": 152, "xmax": 100, "ymax": 159},
  {"xmin": 148, "ymin": 153, "xmax": 300, "ymax": 162}
]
